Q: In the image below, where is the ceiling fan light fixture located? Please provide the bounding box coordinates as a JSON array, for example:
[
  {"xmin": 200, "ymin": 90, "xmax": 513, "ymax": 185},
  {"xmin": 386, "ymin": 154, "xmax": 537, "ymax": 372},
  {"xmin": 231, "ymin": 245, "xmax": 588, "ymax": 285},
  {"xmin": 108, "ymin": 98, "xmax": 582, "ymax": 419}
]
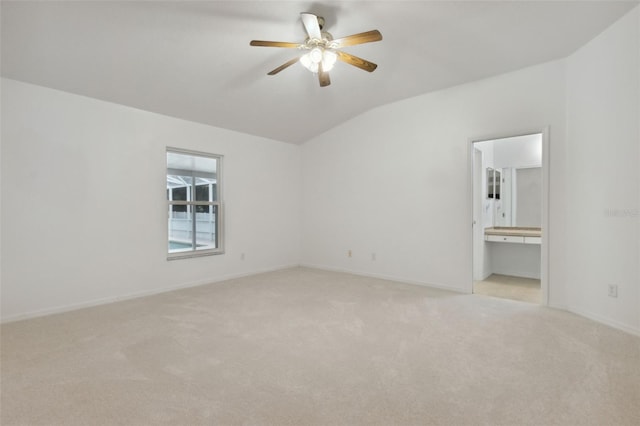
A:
[
  {"xmin": 300, "ymin": 48, "xmax": 338, "ymax": 73},
  {"xmin": 309, "ymin": 47, "xmax": 323, "ymax": 63},
  {"xmin": 299, "ymin": 52, "xmax": 319, "ymax": 73},
  {"xmin": 322, "ymin": 50, "xmax": 337, "ymax": 72}
]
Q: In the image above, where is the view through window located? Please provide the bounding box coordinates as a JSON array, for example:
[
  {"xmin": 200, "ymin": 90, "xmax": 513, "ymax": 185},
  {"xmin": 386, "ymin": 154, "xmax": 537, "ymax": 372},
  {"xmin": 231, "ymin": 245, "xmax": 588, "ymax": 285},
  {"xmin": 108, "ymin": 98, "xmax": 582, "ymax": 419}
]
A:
[{"xmin": 167, "ymin": 149, "xmax": 223, "ymax": 258}]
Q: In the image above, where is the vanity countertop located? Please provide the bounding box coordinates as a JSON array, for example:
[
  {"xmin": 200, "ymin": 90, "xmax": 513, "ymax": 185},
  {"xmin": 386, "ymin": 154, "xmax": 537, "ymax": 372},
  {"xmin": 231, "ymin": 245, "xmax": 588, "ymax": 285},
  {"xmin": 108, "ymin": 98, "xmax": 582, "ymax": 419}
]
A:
[{"xmin": 484, "ymin": 227, "xmax": 542, "ymax": 237}]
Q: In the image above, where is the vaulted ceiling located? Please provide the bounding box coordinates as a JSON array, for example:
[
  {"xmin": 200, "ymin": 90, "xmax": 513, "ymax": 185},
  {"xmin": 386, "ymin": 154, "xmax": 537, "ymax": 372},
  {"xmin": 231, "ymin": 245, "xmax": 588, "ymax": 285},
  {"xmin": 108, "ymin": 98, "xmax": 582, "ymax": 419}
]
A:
[{"xmin": 1, "ymin": 1, "xmax": 637, "ymax": 144}]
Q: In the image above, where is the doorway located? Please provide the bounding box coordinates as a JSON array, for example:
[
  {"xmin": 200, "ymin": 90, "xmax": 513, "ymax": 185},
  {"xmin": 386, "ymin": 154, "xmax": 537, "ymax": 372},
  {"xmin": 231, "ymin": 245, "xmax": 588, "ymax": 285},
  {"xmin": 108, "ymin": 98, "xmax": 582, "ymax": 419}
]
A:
[{"xmin": 470, "ymin": 132, "xmax": 549, "ymax": 304}]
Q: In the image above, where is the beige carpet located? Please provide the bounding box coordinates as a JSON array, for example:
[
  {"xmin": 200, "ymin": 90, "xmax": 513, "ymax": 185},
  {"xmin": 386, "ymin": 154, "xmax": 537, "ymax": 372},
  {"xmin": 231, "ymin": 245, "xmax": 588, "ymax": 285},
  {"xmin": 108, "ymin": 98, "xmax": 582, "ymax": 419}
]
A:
[
  {"xmin": 474, "ymin": 274, "xmax": 542, "ymax": 304},
  {"xmin": 2, "ymin": 267, "xmax": 639, "ymax": 425}
]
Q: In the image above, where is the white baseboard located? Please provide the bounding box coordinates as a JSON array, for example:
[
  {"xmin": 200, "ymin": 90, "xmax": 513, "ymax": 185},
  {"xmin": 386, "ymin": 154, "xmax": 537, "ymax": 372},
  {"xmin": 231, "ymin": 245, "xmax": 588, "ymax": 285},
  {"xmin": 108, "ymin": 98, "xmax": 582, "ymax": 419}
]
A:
[
  {"xmin": 302, "ymin": 264, "xmax": 640, "ymax": 337},
  {"xmin": 490, "ymin": 269, "xmax": 541, "ymax": 280},
  {"xmin": 547, "ymin": 302, "xmax": 569, "ymax": 311},
  {"xmin": 299, "ymin": 263, "xmax": 469, "ymax": 294},
  {"xmin": 565, "ymin": 305, "xmax": 640, "ymax": 337},
  {"xmin": 7, "ymin": 263, "xmax": 637, "ymax": 339},
  {"xmin": 480, "ymin": 270, "xmax": 493, "ymax": 281},
  {"xmin": 1, "ymin": 263, "xmax": 300, "ymax": 324}
]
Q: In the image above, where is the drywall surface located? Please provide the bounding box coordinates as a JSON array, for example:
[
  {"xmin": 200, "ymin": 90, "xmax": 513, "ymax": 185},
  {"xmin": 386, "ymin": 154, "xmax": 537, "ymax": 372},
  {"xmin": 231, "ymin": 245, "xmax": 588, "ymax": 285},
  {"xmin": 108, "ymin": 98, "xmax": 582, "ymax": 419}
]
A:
[
  {"xmin": 490, "ymin": 243, "xmax": 541, "ymax": 280},
  {"xmin": 565, "ymin": 7, "xmax": 640, "ymax": 334},
  {"xmin": 301, "ymin": 60, "xmax": 567, "ymax": 303},
  {"xmin": 516, "ymin": 167, "xmax": 542, "ymax": 228},
  {"xmin": 492, "ymin": 133, "xmax": 542, "ymax": 169},
  {"xmin": 1, "ymin": 78, "xmax": 301, "ymax": 322}
]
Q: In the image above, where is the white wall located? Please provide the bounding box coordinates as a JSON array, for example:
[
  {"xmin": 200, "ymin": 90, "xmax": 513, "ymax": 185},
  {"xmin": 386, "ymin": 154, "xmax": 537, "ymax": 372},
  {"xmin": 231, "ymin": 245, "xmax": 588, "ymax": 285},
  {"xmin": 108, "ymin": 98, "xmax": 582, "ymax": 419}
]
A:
[
  {"xmin": 490, "ymin": 243, "xmax": 540, "ymax": 280},
  {"xmin": 0, "ymin": 78, "xmax": 301, "ymax": 322},
  {"xmin": 565, "ymin": 7, "xmax": 640, "ymax": 334},
  {"xmin": 301, "ymin": 60, "xmax": 567, "ymax": 302},
  {"xmin": 493, "ymin": 134, "xmax": 542, "ymax": 169}
]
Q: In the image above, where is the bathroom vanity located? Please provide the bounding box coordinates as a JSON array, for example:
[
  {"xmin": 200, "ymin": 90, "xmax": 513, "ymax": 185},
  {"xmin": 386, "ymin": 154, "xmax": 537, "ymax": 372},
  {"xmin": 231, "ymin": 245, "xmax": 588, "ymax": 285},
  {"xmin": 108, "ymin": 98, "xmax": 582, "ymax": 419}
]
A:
[
  {"xmin": 483, "ymin": 226, "xmax": 541, "ymax": 279},
  {"xmin": 484, "ymin": 227, "xmax": 541, "ymax": 245}
]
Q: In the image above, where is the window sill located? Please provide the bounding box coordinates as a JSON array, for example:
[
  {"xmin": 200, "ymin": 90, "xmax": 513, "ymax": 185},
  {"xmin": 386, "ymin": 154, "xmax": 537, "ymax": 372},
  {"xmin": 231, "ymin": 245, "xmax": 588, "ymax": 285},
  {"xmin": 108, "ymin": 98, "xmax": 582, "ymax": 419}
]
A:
[{"xmin": 167, "ymin": 250, "xmax": 225, "ymax": 260}]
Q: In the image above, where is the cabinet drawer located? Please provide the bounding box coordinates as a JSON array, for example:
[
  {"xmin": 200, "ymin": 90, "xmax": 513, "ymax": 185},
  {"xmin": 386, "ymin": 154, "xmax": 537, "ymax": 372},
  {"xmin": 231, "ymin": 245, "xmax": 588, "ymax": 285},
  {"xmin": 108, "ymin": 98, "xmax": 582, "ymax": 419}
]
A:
[
  {"xmin": 485, "ymin": 235, "xmax": 525, "ymax": 243},
  {"xmin": 524, "ymin": 236, "xmax": 542, "ymax": 244}
]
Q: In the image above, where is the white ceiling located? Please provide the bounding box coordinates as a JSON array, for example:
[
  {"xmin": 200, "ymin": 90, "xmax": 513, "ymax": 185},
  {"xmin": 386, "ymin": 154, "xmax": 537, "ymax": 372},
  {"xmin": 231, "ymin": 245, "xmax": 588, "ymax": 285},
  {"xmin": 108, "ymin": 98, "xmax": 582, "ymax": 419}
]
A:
[{"xmin": 1, "ymin": 1, "xmax": 637, "ymax": 144}]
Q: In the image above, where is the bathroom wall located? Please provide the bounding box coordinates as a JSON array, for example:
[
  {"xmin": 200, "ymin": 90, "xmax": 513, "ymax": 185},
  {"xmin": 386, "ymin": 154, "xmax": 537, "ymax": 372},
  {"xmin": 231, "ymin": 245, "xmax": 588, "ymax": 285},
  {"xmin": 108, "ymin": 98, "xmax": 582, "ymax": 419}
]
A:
[{"xmin": 515, "ymin": 167, "xmax": 542, "ymax": 227}]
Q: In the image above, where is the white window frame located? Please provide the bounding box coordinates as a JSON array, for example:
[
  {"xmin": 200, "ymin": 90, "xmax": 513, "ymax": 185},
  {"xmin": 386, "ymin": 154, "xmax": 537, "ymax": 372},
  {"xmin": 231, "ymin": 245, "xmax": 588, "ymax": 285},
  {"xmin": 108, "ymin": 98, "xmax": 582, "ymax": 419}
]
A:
[{"xmin": 166, "ymin": 147, "xmax": 224, "ymax": 260}]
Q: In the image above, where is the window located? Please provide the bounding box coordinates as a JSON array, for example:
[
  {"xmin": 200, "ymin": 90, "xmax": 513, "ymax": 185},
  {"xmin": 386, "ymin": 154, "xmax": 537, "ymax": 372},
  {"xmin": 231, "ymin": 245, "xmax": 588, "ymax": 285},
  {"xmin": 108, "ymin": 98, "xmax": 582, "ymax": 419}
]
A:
[{"xmin": 167, "ymin": 148, "xmax": 223, "ymax": 258}]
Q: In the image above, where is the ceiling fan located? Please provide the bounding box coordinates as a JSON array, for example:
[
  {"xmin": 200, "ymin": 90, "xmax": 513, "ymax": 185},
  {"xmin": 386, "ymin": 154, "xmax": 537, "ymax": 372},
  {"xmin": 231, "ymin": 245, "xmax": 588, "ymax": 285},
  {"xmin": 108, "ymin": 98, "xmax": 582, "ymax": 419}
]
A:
[{"xmin": 250, "ymin": 12, "xmax": 382, "ymax": 87}]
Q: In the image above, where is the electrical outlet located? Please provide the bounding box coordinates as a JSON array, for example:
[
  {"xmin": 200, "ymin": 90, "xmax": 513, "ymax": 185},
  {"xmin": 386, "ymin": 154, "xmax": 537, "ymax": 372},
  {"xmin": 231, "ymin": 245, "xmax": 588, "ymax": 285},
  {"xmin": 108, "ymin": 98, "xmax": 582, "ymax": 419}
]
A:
[
  {"xmin": 348, "ymin": 250, "xmax": 352, "ymax": 258},
  {"xmin": 371, "ymin": 253, "xmax": 376, "ymax": 261},
  {"xmin": 608, "ymin": 284, "xmax": 618, "ymax": 298}
]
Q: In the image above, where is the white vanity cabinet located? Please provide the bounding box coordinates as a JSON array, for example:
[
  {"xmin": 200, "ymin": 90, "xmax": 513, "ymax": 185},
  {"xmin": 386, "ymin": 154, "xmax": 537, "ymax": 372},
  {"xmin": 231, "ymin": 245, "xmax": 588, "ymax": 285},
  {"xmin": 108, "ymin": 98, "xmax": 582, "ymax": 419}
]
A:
[
  {"xmin": 486, "ymin": 235, "xmax": 524, "ymax": 243},
  {"xmin": 484, "ymin": 227, "xmax": 542, "ymax": 279},
  {"xmin": 484, "ymin": 227, "xmax": 541, "ymax": 245}
]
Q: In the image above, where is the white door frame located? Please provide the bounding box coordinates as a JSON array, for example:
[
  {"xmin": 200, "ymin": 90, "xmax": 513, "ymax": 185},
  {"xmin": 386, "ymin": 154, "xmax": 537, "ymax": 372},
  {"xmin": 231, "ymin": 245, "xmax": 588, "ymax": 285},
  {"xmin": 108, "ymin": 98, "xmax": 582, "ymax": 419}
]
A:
[
  {"xmin": 472, "ymin": 148, "xmax": 484, "ymax": 281},
  {"xmin": 467, "ymin": 127, "xmax": 550, "ymax": 306}
]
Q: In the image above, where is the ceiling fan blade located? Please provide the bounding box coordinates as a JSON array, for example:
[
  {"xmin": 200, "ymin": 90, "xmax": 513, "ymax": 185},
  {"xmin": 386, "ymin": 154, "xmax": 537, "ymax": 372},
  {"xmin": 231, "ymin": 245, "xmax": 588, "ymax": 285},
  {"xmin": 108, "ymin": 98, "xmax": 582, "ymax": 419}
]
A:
[
  {"xmin": 331, "ymin": 30, "xmax": 383, "ymax": 48},
  {"xmin": 301, "ymin": 12, "xmax": 322, "ymax": 40},
  {"xmin": 336, "ymin": 51, "xmax": 378, "ymax": 72},
  {"xmin": 318, "ymin": 62, "xmax": 331, "ymax": 87},
  {"xmin": 250, "ymin": 40, "xmax": 301, "ymax": 48},
  {"xmin": 267, "ymin": 58, "xmax": 300, "ymax": 75}
]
